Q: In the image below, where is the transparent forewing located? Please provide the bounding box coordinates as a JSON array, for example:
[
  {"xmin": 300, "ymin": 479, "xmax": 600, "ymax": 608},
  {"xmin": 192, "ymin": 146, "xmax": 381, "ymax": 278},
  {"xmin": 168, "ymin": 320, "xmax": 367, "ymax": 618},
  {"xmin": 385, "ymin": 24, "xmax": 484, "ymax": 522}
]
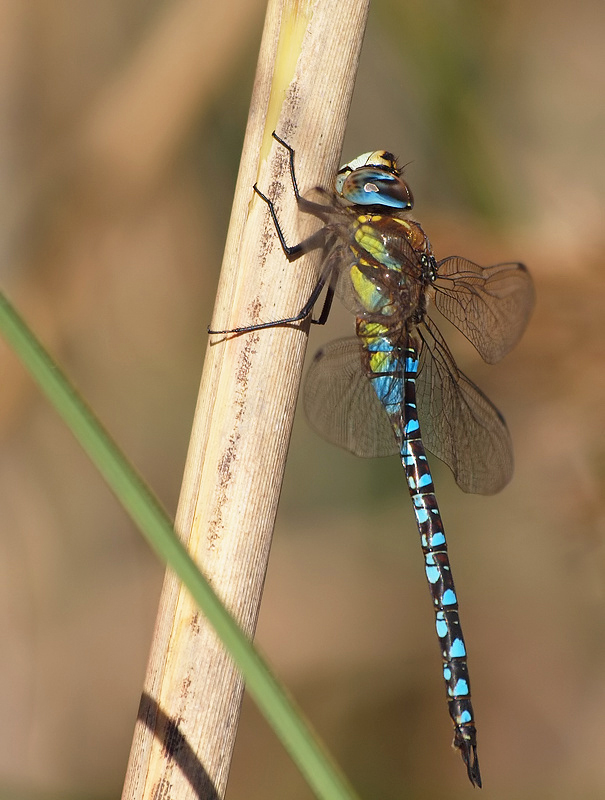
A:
[
  {"xmin": 433, "ymin": 258, "xmax": 535, "ymax": 364},
  {"xmin": 415, "ymin": 321, "xmax": 514, "ymax": 495},
  {"xmin": 303, "ymin": 338, "xmax": 399, "ymax": 457}
]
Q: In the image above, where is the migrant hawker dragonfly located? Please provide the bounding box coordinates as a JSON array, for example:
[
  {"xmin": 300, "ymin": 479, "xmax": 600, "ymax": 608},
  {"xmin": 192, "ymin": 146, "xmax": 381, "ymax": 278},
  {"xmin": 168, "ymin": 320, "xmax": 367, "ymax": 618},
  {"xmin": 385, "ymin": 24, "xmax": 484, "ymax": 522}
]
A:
[{"xmin": 211, "ymin": 133, "xmax": 534, "ymax": 787}]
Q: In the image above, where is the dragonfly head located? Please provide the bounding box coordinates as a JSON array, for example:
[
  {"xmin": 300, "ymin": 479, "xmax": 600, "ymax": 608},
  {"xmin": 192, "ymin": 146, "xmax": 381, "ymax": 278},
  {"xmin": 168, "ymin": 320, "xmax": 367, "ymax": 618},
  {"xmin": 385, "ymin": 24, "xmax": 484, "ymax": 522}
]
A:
[{"xmin": 335, "ymin": 151, "xmax": 414, "ymax": 210}]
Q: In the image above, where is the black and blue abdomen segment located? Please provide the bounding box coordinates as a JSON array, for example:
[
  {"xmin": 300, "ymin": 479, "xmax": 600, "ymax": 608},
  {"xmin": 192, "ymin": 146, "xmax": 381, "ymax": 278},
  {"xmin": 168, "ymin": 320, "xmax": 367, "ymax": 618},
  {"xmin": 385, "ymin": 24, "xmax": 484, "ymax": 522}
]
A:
[{"xmin": 359, "ymin": 326, "xmax": 481, "ymax": 786}]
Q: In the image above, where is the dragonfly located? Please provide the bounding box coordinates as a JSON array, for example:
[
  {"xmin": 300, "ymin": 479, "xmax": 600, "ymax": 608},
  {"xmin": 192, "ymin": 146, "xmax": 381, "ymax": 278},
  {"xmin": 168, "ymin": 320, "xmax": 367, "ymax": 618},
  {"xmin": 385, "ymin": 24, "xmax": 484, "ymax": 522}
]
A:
[{"xmin": 210, "ymin": 132, "xmax": 534, "ymax": 787}]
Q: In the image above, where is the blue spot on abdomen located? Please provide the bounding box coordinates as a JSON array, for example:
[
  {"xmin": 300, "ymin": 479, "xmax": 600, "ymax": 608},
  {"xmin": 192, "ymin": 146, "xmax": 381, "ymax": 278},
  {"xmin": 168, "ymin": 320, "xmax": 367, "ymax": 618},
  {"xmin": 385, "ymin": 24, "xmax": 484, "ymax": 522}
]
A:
[
  {"xmin": 449, "ymin": 638, "xmax": 466, "ymax": 658},
  {"xmin": 453, "ymin": 679, "xmax": 469, "ymax": 697},
  {"xmin": 442, "ymin": 589, "xmax": 457, "ymax": 605},
  {"xmin": 404, "ymin": 418, "xmax": 420, "ymax": 435}
]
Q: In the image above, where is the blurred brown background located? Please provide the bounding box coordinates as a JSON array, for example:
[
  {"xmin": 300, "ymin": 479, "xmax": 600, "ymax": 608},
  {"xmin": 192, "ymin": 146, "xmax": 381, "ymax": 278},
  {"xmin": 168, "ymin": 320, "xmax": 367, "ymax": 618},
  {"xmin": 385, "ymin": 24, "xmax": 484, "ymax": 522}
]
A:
[{"xmin": 1, "ymin": 1, "xmax": 604, "ymax": 799}]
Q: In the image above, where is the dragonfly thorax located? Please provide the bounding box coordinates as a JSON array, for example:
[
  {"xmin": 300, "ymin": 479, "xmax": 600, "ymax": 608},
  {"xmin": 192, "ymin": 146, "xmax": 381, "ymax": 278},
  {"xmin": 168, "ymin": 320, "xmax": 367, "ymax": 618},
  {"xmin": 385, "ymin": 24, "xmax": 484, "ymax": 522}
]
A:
[{"xmin": 335, "ymin": 150, "xmax": 414, "ymax": 210}]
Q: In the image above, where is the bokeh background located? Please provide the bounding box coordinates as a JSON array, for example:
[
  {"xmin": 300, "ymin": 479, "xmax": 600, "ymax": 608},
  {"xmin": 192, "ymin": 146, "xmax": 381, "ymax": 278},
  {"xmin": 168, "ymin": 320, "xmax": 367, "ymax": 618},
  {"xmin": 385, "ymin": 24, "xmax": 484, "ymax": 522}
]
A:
[{"xmin": 1, "ymin": 1, "xmax": 604, "ymax": 799}]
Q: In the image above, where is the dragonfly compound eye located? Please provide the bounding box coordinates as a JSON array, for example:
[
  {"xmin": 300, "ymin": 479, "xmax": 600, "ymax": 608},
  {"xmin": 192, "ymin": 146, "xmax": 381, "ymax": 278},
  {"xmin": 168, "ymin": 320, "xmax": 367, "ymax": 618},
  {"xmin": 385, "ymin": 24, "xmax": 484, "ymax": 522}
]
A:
[{"xmin": 339, "ymin": 167, "xmax": 414, "ymax": 209}]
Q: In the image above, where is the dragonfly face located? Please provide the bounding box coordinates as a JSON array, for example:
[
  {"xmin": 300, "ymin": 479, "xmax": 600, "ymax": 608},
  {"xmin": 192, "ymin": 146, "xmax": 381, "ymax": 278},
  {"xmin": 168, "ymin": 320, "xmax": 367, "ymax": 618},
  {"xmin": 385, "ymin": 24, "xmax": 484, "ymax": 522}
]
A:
[{"xmin": 335, "ymin": 150, "xmax": 414, "ymax": 210}]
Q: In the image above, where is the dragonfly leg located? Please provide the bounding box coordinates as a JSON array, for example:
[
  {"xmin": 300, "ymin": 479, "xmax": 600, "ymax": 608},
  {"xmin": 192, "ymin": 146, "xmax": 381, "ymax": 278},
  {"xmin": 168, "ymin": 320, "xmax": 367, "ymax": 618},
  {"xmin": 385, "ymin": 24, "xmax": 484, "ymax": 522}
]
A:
[
  {"xmin": 252, "ymin": 183, "xmax": 326, "ymax": 260},
  {"xmin": 311, "ymin": 282, "xmax": 335, "ymax": 326},
  {"xmin": 271, "ymin": 132, "xmax": 337, "ymax": 223},
  {"xmin": 272, "ymin": 132, "xmax": 302, "ymax": 201},
  {"xmin": 209, "ymin": 138, "xmax": 336, "ymax": 336},
  {"xmin": 207, "ymin": 266, "xmax": 331, "ymax": 335}
]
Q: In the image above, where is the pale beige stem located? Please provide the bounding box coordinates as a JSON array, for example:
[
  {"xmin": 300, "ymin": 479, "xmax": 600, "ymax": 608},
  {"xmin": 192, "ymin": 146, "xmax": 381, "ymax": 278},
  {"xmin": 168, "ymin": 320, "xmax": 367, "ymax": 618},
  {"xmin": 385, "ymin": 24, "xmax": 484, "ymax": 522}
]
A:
[{"xmin": 121, "ymin": 0, "xmax": 370, "ymax": 798}]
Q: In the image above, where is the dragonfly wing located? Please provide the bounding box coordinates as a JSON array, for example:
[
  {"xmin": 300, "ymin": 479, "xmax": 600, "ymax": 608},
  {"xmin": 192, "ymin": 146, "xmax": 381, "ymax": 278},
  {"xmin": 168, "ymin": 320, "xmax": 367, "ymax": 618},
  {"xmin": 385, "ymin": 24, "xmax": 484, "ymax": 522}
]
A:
[
  {"xmin": 433, "ymin": 257, "xmax": 535, "ymax": 364},
  {"xmin": 303, "ymin": 338, "xmax": 399, "ymax": 457},
  {"xmin": 415, "ymin": 321, "xmax": 513, "ymax": 495}
]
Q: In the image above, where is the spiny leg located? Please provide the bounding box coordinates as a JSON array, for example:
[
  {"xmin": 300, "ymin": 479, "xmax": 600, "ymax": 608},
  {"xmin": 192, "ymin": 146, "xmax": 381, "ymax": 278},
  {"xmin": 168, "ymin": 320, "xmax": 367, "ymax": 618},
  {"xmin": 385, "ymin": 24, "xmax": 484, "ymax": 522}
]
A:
[
  {"xmin": 209, "ymin": 148, "xmax": 333, "ymax": 335},
  {"xmin": 207, "ymin": 212, "xmax": 333, "ymax": 334},
  {"xmin": 207, "ymin": 270, "xmax": 332, "ymax": 335},
  {"xmin": 252, "ymin": 181, "xmax": 317, "ymax": 260},
  {"xmin": 271, "ymin": 132, "xmax": 302, "ymax": 201}
]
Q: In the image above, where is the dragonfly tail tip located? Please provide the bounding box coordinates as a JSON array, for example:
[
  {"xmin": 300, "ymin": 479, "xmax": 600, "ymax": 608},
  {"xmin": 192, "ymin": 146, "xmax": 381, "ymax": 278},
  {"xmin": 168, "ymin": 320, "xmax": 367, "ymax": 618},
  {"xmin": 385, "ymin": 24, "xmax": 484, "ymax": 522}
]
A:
[
  {"xmin": 455, "ymin": 734, "xmax": 482, "ymax": 788},
  {"xmin": 463, "ymin": 743, "xmax": 482, "ymax": 788}
]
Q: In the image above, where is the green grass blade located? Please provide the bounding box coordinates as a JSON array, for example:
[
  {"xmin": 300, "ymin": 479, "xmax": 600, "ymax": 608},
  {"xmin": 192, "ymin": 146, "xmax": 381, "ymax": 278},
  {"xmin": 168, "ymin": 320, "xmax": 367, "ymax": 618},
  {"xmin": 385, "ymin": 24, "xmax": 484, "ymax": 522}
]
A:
[{"xmin": 0, "ymin": 290, "xmax": 361, "ymax": 800}]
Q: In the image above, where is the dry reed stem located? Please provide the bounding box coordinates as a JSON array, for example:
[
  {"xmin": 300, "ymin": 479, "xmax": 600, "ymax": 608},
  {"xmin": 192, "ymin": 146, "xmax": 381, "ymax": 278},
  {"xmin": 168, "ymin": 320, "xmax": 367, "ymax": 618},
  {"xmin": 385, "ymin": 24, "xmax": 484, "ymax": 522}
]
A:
[{"xmin": 122, "ymin": 0, "xmax": 370, "ymax": 797}]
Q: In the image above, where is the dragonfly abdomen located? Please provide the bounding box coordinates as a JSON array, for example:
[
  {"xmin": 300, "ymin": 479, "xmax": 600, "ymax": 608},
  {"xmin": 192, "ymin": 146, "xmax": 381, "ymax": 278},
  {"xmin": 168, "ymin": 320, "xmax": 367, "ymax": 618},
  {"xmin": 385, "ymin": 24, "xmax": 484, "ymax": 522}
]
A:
[
  {"xmin": 400, "ymin": 345, "xmax": 481, "ymax": 787},
  {"xmin": 361, "ymin": 331, "xmax": 482, "ymax": 787}
]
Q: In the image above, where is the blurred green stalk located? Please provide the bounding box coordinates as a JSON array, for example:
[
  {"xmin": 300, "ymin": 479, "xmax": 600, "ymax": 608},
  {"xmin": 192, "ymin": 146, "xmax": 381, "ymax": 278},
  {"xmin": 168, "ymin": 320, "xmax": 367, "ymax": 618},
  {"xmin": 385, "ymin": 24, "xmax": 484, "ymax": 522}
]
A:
[{"xmin": 0, "ymin": 290, "xmax": 361, "ymax": 800}]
